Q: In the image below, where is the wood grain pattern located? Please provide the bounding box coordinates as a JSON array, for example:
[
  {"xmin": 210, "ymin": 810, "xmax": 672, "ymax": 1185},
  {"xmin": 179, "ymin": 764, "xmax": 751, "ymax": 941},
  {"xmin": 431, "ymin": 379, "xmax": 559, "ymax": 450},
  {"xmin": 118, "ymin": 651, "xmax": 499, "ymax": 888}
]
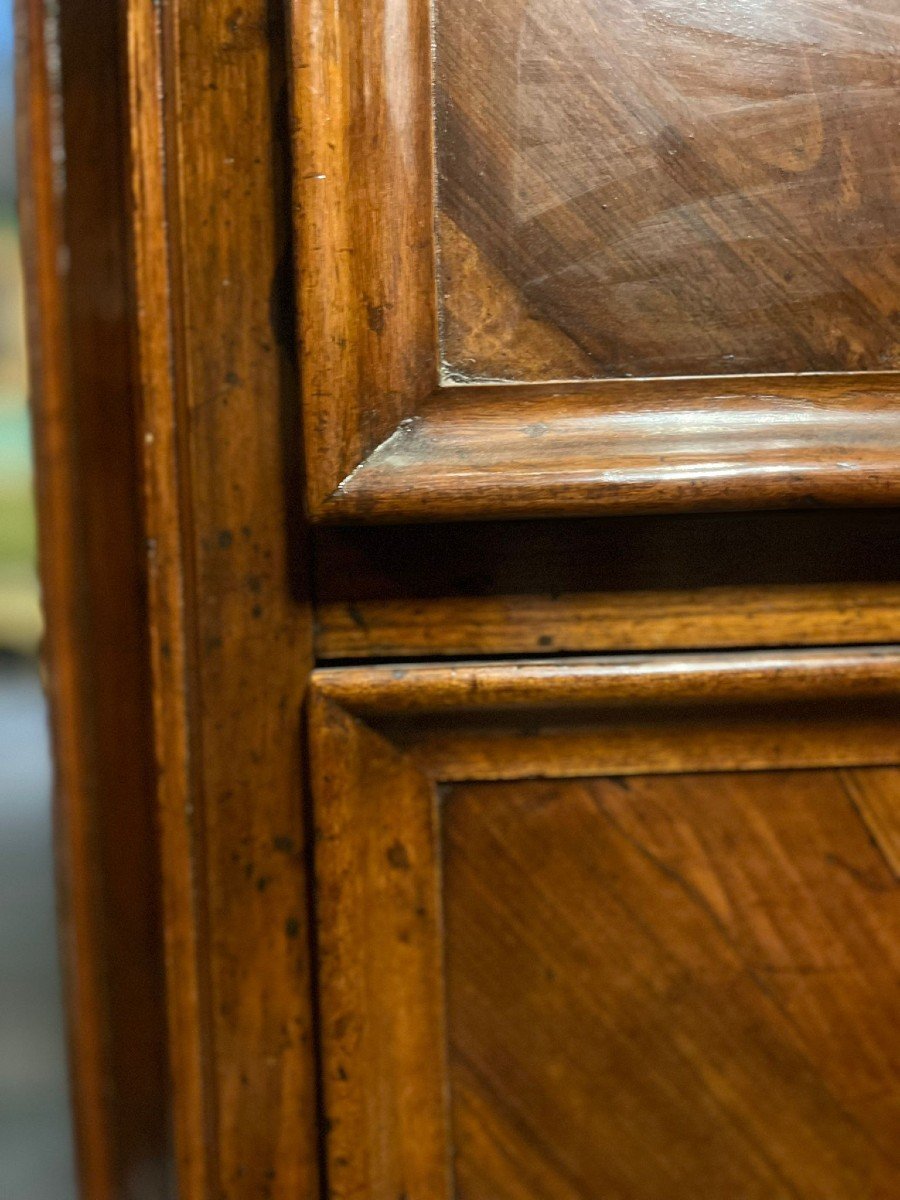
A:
[
  {"xmin": 289, "ymin": 0, "xmax": 900, "ymax": 521},
  {"xmin": 313, "ymin": 646, "xmax": 900, "ymax": 717},
  {"xmin": 437, "ymin": 0, "xmax": 900, "ymax": 381},
  {"xmin": 17, "ymin": 2, "xmax": 171, "ymax": 1195},
  {"xmin": 843, "ymin": 768, "xmax": 900, "ymax": 879},
  {"xmin": 128, "ymin": 1, "xmax": 320, "ymax": 1196},
  {"xmin": 316, "ymin": 581, "xmax": 900, "ymax": 659},
  {"xmin": 30, "ymin": 0, "xmax": 900, "ymax": 1191},
  {"xmin": 445, "ymin": 770, "xmax": 900, "ymax": 1199},
  {"xmin": 311, "ymin": 696, "xmax": 452, "ymax": 1200},
  {"xmin": 309, "ymin": 650, "xmax": 900, "ymax": 1199},
  {"xmin": 290, "ymin": 0, "xmax": 439, "ymax": 510},
  {"xmin": 437, "ymin": 214, "xmax": 598, "ymax": 381},
  {"xmin": 320, "ymin": 375, "xmax": 900, "ymax": 521}
]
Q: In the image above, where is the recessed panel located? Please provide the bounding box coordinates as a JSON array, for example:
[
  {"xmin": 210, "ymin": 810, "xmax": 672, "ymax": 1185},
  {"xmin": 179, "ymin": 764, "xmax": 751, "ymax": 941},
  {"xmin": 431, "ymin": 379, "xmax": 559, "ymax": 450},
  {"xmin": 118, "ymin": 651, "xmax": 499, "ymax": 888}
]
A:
[
  {"xmin": 435, "ymin": 0, "xmax": 900, "ymax": 382},
  {"xmin": 443, "ymin": 769, "xmax": 900, "ymax": 1198}
]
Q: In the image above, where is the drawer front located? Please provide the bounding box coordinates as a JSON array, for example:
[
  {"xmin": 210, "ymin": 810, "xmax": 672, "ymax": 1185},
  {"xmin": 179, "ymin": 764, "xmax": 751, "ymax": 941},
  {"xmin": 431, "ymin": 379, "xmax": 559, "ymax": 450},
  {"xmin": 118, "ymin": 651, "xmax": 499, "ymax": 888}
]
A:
[
  {"xmin": 291, "ymin": 0, "xmax": 900, "ymax": 521},
  {"xmin": 310, "ymin": 648, "xmax": 900, "ymax": 1199}
]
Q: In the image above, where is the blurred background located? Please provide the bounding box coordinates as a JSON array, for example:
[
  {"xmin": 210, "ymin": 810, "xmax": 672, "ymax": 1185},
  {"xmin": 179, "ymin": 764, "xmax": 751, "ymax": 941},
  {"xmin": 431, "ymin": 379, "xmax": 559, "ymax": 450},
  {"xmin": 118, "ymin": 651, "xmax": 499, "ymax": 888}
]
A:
[{"xmin": 0, "ymin": 0, "xmax": 78, "ymax": 1196}]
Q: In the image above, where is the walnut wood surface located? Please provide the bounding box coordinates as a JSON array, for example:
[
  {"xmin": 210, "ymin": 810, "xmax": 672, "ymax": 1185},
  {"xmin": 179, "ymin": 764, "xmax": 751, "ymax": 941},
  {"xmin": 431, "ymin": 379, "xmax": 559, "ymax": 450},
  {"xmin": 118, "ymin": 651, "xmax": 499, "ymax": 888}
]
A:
[
  {"xmin": 28, "ymin": 0, "xmax": 900, "ymax": 1193},
  {"xmin": 309, "ymin": 649, "xmax": 900, "ymax": 1199},
  {"xmin": 314, "ymin": 646, "xmax": 900, "ymax": 716},
  {"xmin": 289, "ymin": 0, "xmax": 900, "ymax": 521},
  {"xmin": 445, "ymin": 770, "xmax": 900, "ymax": 1198},
  {"xmin": 314, "ymin": 509, "xmax": 900, "ymax": 659},
  {"xmin": 436, "ymin": 0, "xmax": 900, "ymax": 381},
  {"xmin": 127, "ymin": 2, "xmax": 320, "ymax": 1196},
  {"xmin": 311, "ymin": 699, "xmax": 453, "ymax": 1200},
  {"xmin": 317, "ymin": 582, "xmax": 900, "ymax": 659},
  {"xmin": 28, "ymin": 3, "xmax": 322, "ymax": 1194},
  {"xmin": 320, "ymin": 376, "xmax": 900, "ymax": 520},
  {"xmin": 290, "ymin": 0, "xmax": 438, "ymax": 510},
  {"xmin": 17, "ymin": 3, "xmax": 170, "ymax": 1196}
]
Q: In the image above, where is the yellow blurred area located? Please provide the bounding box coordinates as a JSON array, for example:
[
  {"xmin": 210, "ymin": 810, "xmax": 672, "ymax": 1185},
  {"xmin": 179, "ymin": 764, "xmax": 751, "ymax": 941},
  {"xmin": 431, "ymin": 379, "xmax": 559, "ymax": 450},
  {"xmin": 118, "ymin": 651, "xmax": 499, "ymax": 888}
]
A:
[{"xmin": 0, "ymin": 215, "xmax": 40, "ymax": 655}]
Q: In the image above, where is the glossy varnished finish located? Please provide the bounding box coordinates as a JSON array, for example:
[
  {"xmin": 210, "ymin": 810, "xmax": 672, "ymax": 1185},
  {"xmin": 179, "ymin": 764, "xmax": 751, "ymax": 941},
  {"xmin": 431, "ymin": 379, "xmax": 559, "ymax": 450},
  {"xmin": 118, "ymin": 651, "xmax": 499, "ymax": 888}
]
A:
[
  {"xmin": 445, "ymin": 770, "xmax": 900, "ymax": 1198},
  {"xmin": 27, "ymin": 1, "xmax": 900, "ymax": 1196},
  {"xmin": 321, "ymin": 376, "xmax": 900, "ymax": 521},
  {"xmin": 437, "ymin": 0, "xmax": 900, "ymax": 381},
  {"xmin": 22, "ymin": 2, "xmax": 323, "ymax": 1193},
  {"xmin": 17, "ymin": 3, "xmax": 171, "ymax": 1196},
  {"xmin": 314, "ymin": 646, "xmax": 900, "ymax": 719},
  {"xmin": 290, "ymin": 0, "xmax": 438, "ymax": 511},
  {"xmin": 289, "ymin": 0, "xmax": 900, "ymax": 521},
  {"xmin": 128, "ymin": 1, "xmax": 321, "ymax": 1196},
  {"xmin": 309, "ymin": 649, "xmax": 900, "ymax": 1199}
]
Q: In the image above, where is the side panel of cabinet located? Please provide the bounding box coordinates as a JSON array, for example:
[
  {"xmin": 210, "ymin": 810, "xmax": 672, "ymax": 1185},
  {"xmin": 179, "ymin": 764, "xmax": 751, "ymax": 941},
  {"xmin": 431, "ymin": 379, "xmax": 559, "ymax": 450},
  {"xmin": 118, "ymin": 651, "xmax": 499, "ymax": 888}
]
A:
[
  {"xmin": 128, "ymin": 1, "xmax": 322, "ymax": 1196},
  {"xmin": 16, "ymin": 4, "xmax": 171, "ymax": 1195},
  {"xmin": 19, "ymin": 2, "xmax": 323, "ymax": 1197}
]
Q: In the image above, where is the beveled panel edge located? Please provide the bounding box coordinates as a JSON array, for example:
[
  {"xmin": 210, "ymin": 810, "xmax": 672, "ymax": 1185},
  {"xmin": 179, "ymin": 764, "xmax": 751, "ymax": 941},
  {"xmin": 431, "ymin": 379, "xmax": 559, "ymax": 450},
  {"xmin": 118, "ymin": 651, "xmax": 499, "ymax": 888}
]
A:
[
  {"xmin": 308, "ymin": 694, "xmax": 454, "ymax": 1200},
  {"xmin": 316, "ymin": 375, "xmax": 900, "ymax": 522},
  {"xmin": 308, "ymin": 649, "xmax": 900, "ymax": 1196},
  {"xmin": 311, "ymin": 645, "xmax": 900, "ymax": 717},
  {"xmin": 311, "ymin": 646, "xmax": 900, "ymax": 780},
  {"xmin": 289, "ymin": 0, "xmax": 439, "ymax": 511},
  {"xmin": 288, "ymin": 0, "xmax": 900, "ymax": 524}
]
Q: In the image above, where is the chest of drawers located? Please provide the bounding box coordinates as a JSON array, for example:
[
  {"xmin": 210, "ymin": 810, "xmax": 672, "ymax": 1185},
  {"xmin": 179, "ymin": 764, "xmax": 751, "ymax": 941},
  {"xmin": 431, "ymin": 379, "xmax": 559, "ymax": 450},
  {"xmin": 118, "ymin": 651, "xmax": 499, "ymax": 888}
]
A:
[{"xmin": 19, "ymin": 0, "xmax": 900, "ymax": 1196}]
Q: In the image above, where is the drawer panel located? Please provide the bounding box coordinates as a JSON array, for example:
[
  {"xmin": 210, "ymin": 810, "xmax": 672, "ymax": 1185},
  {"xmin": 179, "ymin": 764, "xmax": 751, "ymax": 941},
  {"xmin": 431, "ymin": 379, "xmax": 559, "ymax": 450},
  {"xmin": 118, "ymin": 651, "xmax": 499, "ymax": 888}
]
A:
[
  {"xmin": 309, "ymin": 648, "xmax": 900, "ymax": 1199},
  {"xmin": 291, "ymin": 0, "xmax": 900, "ymax": 521}
]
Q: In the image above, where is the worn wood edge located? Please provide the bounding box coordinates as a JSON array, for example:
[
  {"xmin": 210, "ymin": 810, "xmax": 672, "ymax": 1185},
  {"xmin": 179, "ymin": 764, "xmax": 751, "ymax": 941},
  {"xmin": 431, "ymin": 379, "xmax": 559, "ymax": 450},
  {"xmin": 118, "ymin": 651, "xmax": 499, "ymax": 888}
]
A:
[
  {"xmin": 291, "ymin": 0, "xmax": 900, "ymax": 527},
  {"xmin": 311, "ymin": 646, "xmax": 900, "ymax": 715},
  {"xmin": 137, "ymin": 1, "xmax": 321, "ymax": 1196},
  {"xmin": 125, "ymin": 1, "xmax": 210, "ymax": 1195},
  {"xmin": 311, "ymin": 375, "xmax": 900, "ymax": 522},
  {"xmin": 308, "ymin": 690, "xmax": 454, "ymax": 1200},
  {"xmin": 412, "ymin": 716, "xmax": 900, "ymax": 782},
  {"xmin": 307, "ymin": 656, "xmax": 900, "ymax": 1194},
  {"xmin": 290, "ymin": 0, "xmax": 439, "ymax": 511},
  {"xmin": 315, "ymin": 582, "xmax": 900, "ymax": 659},
  {"xmin": 18, "ymin": 0, "xmax": 172, "ymax": 1195},
  {"xmin": 15, "ymin": 4, "xmax": 115, "ymax": 1192}
]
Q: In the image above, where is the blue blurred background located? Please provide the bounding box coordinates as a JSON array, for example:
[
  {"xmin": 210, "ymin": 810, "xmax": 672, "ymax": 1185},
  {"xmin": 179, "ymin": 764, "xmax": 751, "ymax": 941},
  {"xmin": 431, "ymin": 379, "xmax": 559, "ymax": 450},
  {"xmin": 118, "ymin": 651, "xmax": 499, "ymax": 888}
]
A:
[{"xmin": 0, "ymin": 1, "xmax": 78, "ymax": 1196}]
